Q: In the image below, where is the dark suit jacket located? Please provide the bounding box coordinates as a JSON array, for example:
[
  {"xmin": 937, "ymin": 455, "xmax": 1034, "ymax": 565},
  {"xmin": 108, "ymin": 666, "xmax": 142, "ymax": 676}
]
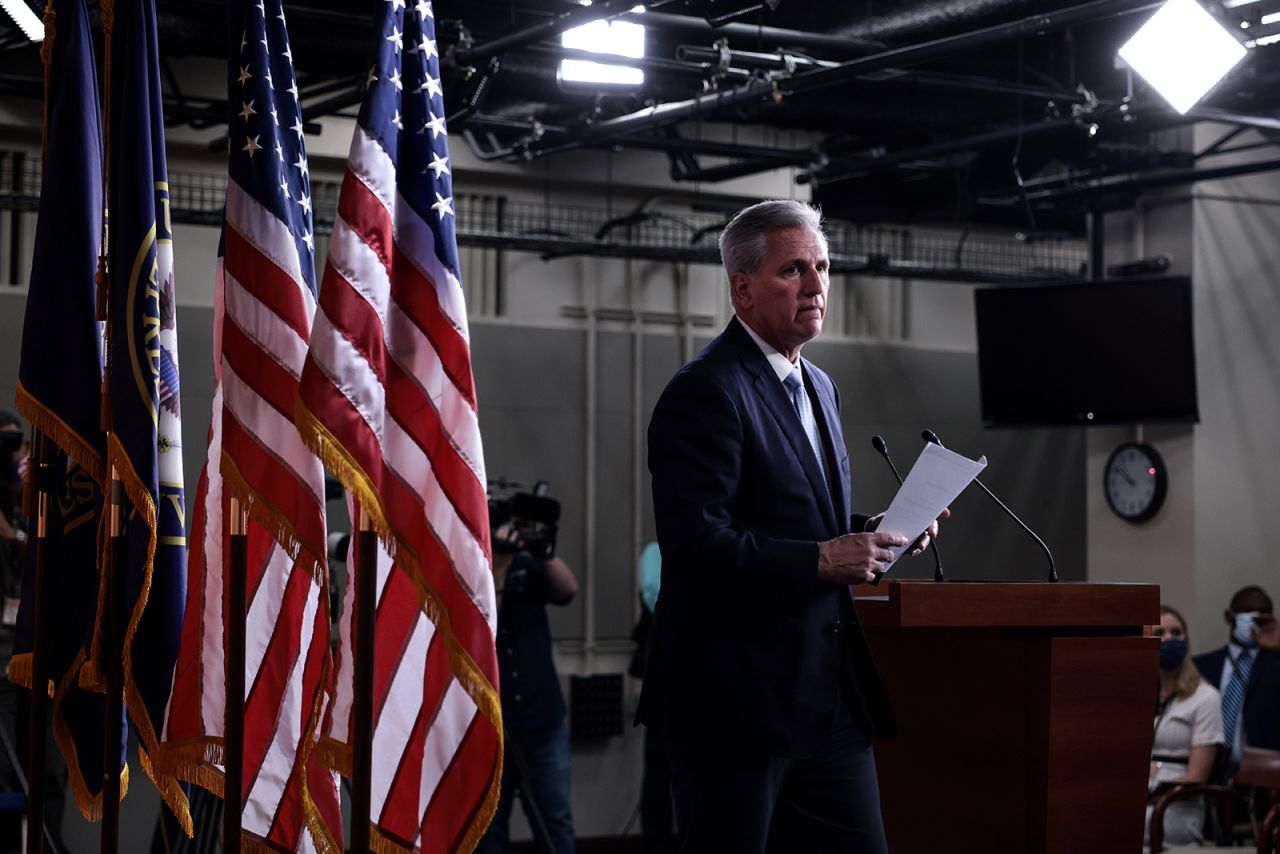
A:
[
  {"xmin": 638, "ymin": 317, "xmax": 895, "ymax": 758},
  {"xmin": 1194, "ymin": 645, "xmax": 1280, "ymax": 752}
]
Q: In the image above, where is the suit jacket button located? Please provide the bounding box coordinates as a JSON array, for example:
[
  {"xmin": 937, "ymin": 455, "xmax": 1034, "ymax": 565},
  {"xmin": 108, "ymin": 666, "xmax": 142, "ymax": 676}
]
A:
[{"xmin": 827, "ymin": 620, "xmax": 842, "ymax": 634}]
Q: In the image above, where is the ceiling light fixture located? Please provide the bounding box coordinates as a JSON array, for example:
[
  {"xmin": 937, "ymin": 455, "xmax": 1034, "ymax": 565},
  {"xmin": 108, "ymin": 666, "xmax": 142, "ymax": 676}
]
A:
[
  {"xmin": 0, "ymin": 0, "xmax": 43, "ymax": 42},
  {"xmin": 559, "ymin": 18, "xmax": 645, "ymax": 87},
  {"xmin": 1119, "ymin": 0, "xmax": 1247, "ymax": 114}
]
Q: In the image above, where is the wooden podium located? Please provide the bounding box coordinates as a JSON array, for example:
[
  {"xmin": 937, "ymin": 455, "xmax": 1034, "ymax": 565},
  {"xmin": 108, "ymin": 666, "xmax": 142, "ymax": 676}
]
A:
[{"xmin": 856, "ymin": 580, "xmax": 1159, "ymax": 854}]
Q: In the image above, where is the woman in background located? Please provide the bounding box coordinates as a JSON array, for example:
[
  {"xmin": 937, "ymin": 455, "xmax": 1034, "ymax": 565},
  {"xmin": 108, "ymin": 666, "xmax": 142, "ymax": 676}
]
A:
[{"xmin": 1145, "ymin": 604, "xmax": 1223, "ymax": 851}]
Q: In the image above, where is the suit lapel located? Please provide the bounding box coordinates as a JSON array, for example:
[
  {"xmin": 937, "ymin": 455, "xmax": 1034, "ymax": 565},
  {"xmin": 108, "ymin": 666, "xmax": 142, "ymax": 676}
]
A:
[{"xmin": 728, "ymin": 320, "xmax": 838, "ymax": 535}]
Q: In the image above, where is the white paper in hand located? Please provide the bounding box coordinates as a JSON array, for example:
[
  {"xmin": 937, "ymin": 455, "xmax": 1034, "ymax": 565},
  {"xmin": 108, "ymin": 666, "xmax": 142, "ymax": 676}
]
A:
[{"xmin": 877, "ymin": 442, "xmax": 986, "ymax": 572}]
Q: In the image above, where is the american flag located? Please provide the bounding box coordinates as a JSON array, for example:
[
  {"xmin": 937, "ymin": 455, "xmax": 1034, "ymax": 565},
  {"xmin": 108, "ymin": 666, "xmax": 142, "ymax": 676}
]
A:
[
  {"xmin": 156, "ymin": 0, "xmax": 341, "ymax": 850},
  {"xmin": 295, "ymin": 0, "xmax": 501, "ymax": 850}
]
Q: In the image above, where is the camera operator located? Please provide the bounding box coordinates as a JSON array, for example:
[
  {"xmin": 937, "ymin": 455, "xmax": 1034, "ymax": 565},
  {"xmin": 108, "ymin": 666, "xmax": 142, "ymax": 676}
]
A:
[{"xmin": 478, "ymin": 491, "xmax": 578, "ymax": 854}]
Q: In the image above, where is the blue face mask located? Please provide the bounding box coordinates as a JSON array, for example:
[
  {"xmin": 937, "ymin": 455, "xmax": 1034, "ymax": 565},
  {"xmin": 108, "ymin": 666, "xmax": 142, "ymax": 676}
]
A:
[
  {"xmin": 1233, "ymin": 612, "xmax": 1261, "ymax": 648},
  {"xmin": 1159, "ymin": 638, "xmax": 1188, "ymax": 671}
]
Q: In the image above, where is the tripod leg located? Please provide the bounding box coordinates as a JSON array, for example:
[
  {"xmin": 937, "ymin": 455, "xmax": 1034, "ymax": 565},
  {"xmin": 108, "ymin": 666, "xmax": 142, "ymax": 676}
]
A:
[{"xmin": 504, "ymin": 731, "xmax": 557, "ymax": 851}]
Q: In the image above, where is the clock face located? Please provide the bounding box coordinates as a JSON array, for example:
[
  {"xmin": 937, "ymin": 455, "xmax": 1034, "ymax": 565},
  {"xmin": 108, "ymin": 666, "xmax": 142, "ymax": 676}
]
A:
[{"xmin": 1104, "ymin": 442, "xmax": 1167, "ymax": 522}]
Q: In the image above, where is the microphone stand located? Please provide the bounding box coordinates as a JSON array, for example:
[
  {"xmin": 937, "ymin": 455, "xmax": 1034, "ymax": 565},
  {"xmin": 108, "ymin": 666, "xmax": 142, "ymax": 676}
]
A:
[
  {"xmin": 871, "ymin": 436, "xmax": 945, "ymax": 582},
  {"xmin": 922, "ymin": 430, "xmax": 1058, "ymax": 583}
]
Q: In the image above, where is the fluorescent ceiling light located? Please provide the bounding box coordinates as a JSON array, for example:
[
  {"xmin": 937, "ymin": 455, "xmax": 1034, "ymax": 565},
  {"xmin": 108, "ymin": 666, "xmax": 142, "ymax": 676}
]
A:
[
  {"xmin": 0, "ymin": 0, "xmax": 43, "ymax": 42},
  {"xmin": 560, "ymin": 19, "xmax": 645, "ymax": 86},
  {"xmin": 1118, "ymin": 0, "xmax": 1247, "ymax": 114},
  {"xmin": 1261, "ymin": 10, "xmax": 1280, "ymax": 24},
  {"xmin": 1223, "ymin": 0, "xmax": 1263, "ymax": 7},
  {"xmin": 1248, "ymin": 32, "xmax": 1280, "ymax": 46}
]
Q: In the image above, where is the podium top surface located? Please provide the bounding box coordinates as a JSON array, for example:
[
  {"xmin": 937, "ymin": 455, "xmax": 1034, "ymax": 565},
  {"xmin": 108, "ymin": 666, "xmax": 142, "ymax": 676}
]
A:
[{"xmin": 854, "ymin": 580, "xmax": 1160, "ymax": 629}]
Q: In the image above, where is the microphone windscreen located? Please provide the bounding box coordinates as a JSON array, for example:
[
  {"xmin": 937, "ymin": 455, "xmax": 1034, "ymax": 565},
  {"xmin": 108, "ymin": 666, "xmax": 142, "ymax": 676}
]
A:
[{"xmin": 871, "ymin": 435, "xmax": 887, "ymax": 455}]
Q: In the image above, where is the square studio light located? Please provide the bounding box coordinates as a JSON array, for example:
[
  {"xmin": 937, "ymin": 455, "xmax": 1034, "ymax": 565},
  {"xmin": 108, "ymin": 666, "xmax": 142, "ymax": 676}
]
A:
[
  {"xmin": 1118, "ymin": 0, "xmax": 1247, "ymax": 114},
  {"xmin": 560, "ymin": 18, "xmax": 645, "ymax": 87},
  {"xmin": 0, "ymin": 0, "xmax": 43, "ymax": 42}
]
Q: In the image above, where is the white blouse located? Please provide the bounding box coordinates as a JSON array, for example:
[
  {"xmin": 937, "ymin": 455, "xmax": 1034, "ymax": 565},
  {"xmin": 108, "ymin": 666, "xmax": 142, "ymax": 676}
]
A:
[{"xmin": 1151, "ymin": 680, "xmax": 1223, "ymax": 788}]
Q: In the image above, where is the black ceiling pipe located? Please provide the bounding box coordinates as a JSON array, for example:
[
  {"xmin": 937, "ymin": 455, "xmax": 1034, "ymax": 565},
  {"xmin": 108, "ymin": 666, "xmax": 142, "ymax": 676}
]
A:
[
  {"xmin": 676, "ymin": 45, "xmax": 839, "ymax": 71},
  {"xmin": 526, "ymin": 0, "xmax": 1158, "ymax": 158},
  {"xmin": 798, "ymin": 117, "xmax": 1083, "ymax": 185},
  {"xmin": 462, "ymin": 112, "xmax": 814, "ymax": 168},
  {"xmin": 298, "ymin": 76, "xmax": 366, "ymax": 101},
  {"xmin": 620, "ymin": 10, "xmax": 886, "ymax": 56},
  {"xmin": 815, "ymin": 0, "xmax": 1092, "ymax": 43},
  {"xmin": 1019, "ymin": 155, "xmax": 1280, "ymax": 202},
  {"xmin": 673, "ymin": 155, "xmax": 810, "ymax": 183},
  {"xmin": 300, "ymin": 86, "xmax": 366, "ymax": 123},
  {"xmin": 679, "ymin": 45, "xmax": 1087, "ymax": 103},
  {"xmin": 1185, "ymin": 105, "xmax": 1280, "ymax": 132},
  {"xmin": 605, "ymin": 133, "xmax": 816, "ymax": 164},
  {"xmin": 464, "ymin": 114, "xmax": 568, "ymax": 135},
  {"xmin": 176, "ymin": 0, "xmax": 372, "ymax": 29},
  {"xmin": 879, "ymin": 69, "xmax": 1086, "ymax": 103},
  {"xmin": 521, "ymin": 79, "xmax": 780, "ymax": 158},
  {"xmin": 780, "ymin": 0, "xmax": 1160, "ymax": 98}
]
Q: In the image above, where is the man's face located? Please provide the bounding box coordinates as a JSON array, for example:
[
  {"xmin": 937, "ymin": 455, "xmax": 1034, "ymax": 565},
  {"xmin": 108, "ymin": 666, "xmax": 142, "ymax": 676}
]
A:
[
  {"xmin": 731, "ymin": 226, "xmax": 830, "ymax": 361},
  {"xmin": 1227, "ymin": 590, "xmax": 1273, "ymax": 622},
  {"xmin": 1226, "ymin": 589, "xmax": 1275, "ymax": 641}
]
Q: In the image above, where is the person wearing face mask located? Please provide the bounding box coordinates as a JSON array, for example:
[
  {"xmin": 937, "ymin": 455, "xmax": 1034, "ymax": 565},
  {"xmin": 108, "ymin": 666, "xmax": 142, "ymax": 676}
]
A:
[
  {"xmin": 1193, "ymin": 585, "xmax": 1280, "ymax": 774},
  {"xmin": 1145, "ymin": 605, "xmax": 1223, "ymax": 853}
]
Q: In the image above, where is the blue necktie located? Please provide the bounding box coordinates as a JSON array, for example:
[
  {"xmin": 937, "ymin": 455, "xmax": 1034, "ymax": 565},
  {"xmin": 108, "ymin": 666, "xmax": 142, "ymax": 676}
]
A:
[
  {"xmin": 783, "ymin": 368, "xmax": 827, "ymax": 488},
  {"xmin": 1222, "ymin": 650, "xmax": 1254, "ymax": 753}
]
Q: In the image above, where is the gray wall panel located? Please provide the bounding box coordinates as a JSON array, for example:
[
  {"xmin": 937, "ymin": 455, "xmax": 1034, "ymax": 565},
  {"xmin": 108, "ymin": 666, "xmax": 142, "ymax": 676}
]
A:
[{"xmin": 0, "ymin": 294, "xmax": 1085, "ymax": 645}]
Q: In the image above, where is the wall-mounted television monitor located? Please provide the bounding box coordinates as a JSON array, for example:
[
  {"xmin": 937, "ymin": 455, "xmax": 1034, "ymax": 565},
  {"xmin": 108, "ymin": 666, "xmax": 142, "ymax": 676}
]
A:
[{"xmin": 974, "ymin": 276, "xmax": 1199, "ymax": 427}]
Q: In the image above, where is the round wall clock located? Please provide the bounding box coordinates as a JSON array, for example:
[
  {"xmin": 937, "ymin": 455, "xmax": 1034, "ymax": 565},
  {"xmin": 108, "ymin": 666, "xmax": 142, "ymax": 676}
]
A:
[{"xmin": 1104, "ymin": 442, "xmax": 1167, "ymax": 523}]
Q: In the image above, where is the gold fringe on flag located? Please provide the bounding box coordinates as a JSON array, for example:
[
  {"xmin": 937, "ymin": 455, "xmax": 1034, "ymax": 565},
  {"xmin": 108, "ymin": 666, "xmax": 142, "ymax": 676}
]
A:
[
  {"xmin": 296, "ymin": 395, "xmax": 504, "ymax": 852},
  {"xmin": 80, "ymin": 433, "xmax": 193, "ymax": 836},
  {"xmin": 38, "ymin": 0, "xmax": 55, "ymax": 161},
  {"xmin": 13, "ymin": 648, "xmax": 131, "ymax": 822},
  {"xmin": 220, "ymin": 451, "xmax": 325, "ymax": 582}
]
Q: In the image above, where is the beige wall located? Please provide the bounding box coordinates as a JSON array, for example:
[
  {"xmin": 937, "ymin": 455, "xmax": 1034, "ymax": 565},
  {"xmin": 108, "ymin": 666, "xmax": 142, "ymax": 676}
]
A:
[{"xmin": 1087, "ymin": 124, "xmax": 1280, "ymax": 651}]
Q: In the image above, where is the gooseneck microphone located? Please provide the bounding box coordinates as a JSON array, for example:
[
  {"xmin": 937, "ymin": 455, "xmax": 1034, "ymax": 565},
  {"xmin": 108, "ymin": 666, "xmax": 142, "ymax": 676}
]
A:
[
  {"xmin": 871, "ymin": 435, "xmax": 945, "ymax": 583},
  {"xmin": 922, "ymin": 430, "xmax": 1058, "ymax": 583}
]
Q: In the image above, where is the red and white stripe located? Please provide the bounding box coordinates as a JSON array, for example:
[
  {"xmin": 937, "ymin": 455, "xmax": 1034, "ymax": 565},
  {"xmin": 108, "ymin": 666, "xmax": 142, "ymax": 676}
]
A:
[
  {"xmin": 160, "ymin": 179, "xmax": 342, "ymax": 853},
  {"xmin": 321, "ymin": 510, "xmax": 499, "ymax": 852},
  {"xmin": 298, "ymin": 123, "xmax": 500, "ymax": 852}
]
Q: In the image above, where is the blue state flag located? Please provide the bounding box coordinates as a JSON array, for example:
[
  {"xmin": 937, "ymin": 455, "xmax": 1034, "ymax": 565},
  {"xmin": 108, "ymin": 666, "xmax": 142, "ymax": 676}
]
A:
[
  {"xmin": 10, "ymin": 0, "xmax": 122, "ymax": 820},
  {"xmin": 89, "ymin": 0, "xmax": 189, "ymax": 833}
]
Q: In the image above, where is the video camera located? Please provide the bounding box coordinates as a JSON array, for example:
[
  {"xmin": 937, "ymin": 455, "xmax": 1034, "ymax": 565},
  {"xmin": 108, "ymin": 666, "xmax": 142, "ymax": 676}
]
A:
[{"xmin": 488, "ymin": 479, "xmax": 560, "ymax": 561}]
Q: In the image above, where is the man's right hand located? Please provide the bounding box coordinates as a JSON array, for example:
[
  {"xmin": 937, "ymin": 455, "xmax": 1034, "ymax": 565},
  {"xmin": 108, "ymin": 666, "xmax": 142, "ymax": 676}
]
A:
[{"xmin": 817, "ymin": 532, "xmax": 908, "ymax": 585}]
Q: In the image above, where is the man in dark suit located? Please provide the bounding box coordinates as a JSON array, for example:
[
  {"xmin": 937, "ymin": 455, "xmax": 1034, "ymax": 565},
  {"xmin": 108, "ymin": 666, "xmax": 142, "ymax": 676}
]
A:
[
  {"xmin": 639, "ymin": 200, "xmax": 941, "ymax": 853},
  {"xmin": 1194, "ymin": 585, "xmax": 1280, "ymax": 769}
]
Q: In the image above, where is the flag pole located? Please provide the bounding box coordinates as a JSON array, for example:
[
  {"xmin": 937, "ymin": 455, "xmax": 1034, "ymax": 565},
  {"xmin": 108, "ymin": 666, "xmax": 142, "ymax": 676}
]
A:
[
  {"xmin": 351, "ymin": 507, "xmax": 377, "ymax": 853},
  {"xmin": 24, "ymin": 433, "xmax": 53, "ymax": 854},
  {"xmin": 224, "ymin": 496, "xmax": 247, "ymax": 853},
  {"xmin": 99, "ymin": 0, "xmax": 121, "ymax": 842},
  {"xmin": 101, "ymin": 469, "xmax": 126, "ymax": 854}
]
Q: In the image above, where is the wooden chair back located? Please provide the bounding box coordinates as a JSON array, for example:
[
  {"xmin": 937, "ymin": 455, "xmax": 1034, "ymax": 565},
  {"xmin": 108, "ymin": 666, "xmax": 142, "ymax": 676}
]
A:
[{"xmin": 1235, "ymin": 747, "xmax": 1280, "ymax": 792}]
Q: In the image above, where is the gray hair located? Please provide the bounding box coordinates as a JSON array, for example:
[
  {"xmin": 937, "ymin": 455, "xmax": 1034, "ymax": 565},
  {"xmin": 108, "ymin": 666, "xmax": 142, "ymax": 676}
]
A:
[{"xmin": 719, "ymin": 200, "xmax": 826, "ymax": 282}]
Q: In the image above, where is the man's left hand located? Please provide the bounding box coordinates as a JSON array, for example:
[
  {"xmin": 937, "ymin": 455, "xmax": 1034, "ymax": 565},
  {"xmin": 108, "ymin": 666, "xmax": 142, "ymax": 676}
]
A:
[{"xmin": 908, "ymin": 507, "xmax": 950, "ymax": 557}]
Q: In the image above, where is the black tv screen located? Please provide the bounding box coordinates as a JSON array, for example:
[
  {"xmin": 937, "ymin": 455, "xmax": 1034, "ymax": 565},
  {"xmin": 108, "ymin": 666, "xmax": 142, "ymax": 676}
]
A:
[{"xmin": 974, "ymin": 276, "xmax": 1199, "ymax": 426}]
